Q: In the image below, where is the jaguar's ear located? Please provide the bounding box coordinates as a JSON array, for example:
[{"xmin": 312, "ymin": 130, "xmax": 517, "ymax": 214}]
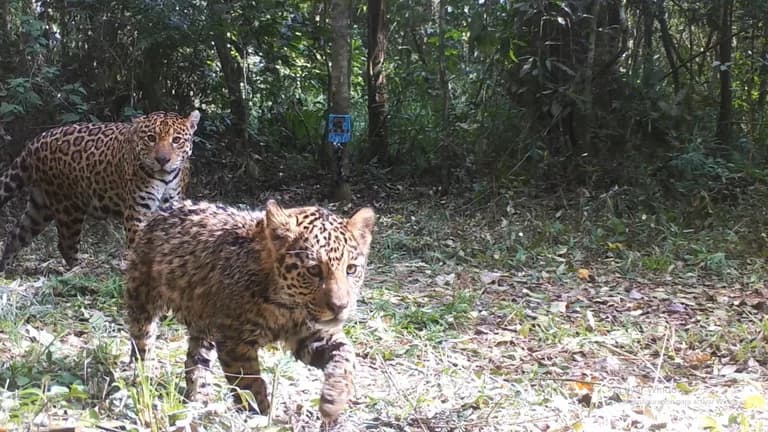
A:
[
  {"xmin": 347, "ymin": 207, "xmax": 375, "ymax": 255},
  {"xmin": 265, "ymin": 200, "xmax": 296, "ymax": 241},
  {"xmin": 187, "ymin": 110, "xmax": 201, "ymax": 131}
]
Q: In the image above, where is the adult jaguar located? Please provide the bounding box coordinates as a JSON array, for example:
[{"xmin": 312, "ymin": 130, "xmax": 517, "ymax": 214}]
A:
[{"xmin": 0, "ymin": 110, "xmax": 199, "ymax": 271}]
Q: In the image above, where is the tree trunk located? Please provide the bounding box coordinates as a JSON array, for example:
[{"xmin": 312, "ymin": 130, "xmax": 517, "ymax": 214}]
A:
[
  {"xmin": 56, "ymin": 0, "xmax": 70, "ymax": 66},
  {"xmin": 655, "ymin": 0, "xmax": 679, "ymax": 93},
  {"xmin": 437, "ymin": 0, "xmax": 449, "ymax": 127},
  {"xmin": 18, "ymin": 0, "xmax": 36, "ymax": 73},
  {"xmin": 0, "ymin": 0, "xmax": 8, "ymax": 42},
  {"xmin": 208, "ymin": 1, "xmax": 249, "ymax": 154},
  {"xmin": 0, "ymin": 0, "xmax": 9, "ymax": 72},
  {"xmin": 753, "ymin": 20, "xmax": 768, "ymax": 143},
  {"xmin": 327, "ymin": 0, "xmax": 352, "ymax": 202},
  {"xmin": 715, "ymin": 0, "xmax": 733, "ymax": 151},
  {"xmin": 757, "ymin": 31, "xmax": 768, "ymax": 116},
  {"xmin": 641, "ymin": 0, "xmax": 654, "ymax": 87},
  {"xmin": 137, "ymin": 43, "xmax": 165, "ymax": 110},
  {"xmin": 435, "ymin": 0, "xmax": 454, "ymax": 188},
  {"xmin": 318, "ymin": 0, "xmax": 332, "ymax": 168},
  {"xmin": 366, "ymin": 0, "xmax": 388, "ymax": 163},
  {"xmin": 578, "ymin": 0, "xmax": 600, "ymax": 156}
]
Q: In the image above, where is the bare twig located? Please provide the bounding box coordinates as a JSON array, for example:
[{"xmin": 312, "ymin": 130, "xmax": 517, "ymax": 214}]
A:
[
  {"xmin": 374, "ymin": 353, "xmax": 430, "ymax": 432},
  {"xmin": 652, "ymin": 325, "xmax": 670, "ymax": 387}
]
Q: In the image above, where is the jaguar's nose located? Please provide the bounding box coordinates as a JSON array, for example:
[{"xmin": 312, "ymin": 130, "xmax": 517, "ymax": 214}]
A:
[
  {"xmin": 155, "ymin": 155, "xmax": 170, "ymax": 167},
  {"xmin": 326, "ymin": 298, "xmax": 349, "ymax": 316}
]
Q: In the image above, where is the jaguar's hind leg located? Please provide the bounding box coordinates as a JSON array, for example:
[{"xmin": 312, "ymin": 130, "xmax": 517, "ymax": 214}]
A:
[
  {"xmin": 124, "ymin": 266, "xmax": 161, "ymax": 362},
  {"xmin": 0, "ymin": 189, "xmax": 53, "ymax": 271},
  {"xmin": 183, "ymin": 334, "xmax": 217, "ymax": 402},
  {"xmin": 54, "ymin": 212, "xmax": 84, "ymax": 268}
]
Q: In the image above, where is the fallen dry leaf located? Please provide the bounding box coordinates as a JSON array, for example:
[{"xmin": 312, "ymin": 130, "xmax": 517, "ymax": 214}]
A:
[
  {"xmin": 699, "ymin": 415, "xmax": 719, "ymax": 430},
  {"xmin": 577, "ymin": 268, "xmax": 594, "ymax": 282},
  {"xmin": 667, "ymin": 302, "xmax": 687, "ymax": 313},
  {"xmin": 738, "ymin": 294, "xmax": 767, "ymax": 312},
  {"xmin": 585, "ymin": 310, "xmax": 596, "ymax": 330},
  {"xmin": 743, "ymin": 393, "xmax": 766, "ymax": 410},
  {"xmin": 595, "ymin": 356, "xmax": 622, "ymax": 371},
  {"xmin": 480, "ymin": 271, "xmax": 502, "ymax": 285},
  {"xmin": 550, "ymin": 301, "xmax": 568, "ymax": 314},
  {"xmin": 435, "ymin": 273, "xmax": 455, "ymax": 286},
  {"xmin": 684, "ymin": 351, "xmax": 712, "ymax": 367},
  {"xmin": 716, "ymin": 364, "xmax": 740, "ymax": 376},
  {"xmin": 567, "ymin": 381, "xmax": 594, "ymax": 394}
]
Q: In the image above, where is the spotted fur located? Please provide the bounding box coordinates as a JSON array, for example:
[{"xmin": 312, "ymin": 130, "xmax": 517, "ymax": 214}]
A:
[
  {"xmin": 124, "ymin": 199, "xmax": 376, "ymax": 423},
  {"xmin": 0, "ymin": 111, "xmax": 200, "ymax": 271}
]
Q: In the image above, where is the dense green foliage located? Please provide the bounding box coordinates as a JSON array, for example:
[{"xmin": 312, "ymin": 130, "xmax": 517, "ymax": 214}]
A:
[{"xmin": 1, "ymin": 0, "xmax": 767, "ymax": 196}]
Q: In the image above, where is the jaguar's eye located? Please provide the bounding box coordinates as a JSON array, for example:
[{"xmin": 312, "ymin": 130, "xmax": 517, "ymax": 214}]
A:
[
  {"xmin": 146, "ymin": 134, "xmax": 157, "ymax": 143},
  {"xmin": 306, "ymin": 264, "xmax": 322, "ymax": 277},
  {"xmin": 346, "ymin": 264, "xmax": 357, "ymax": 275},
  {"xmin": 172, "ymin": 136, "xmax": 182, "ymax": 145}
]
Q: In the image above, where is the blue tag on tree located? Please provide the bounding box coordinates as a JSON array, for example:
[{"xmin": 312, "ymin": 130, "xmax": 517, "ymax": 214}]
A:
[{"xmin": 327, "ymin": 114, "xmax": 352, "ymax": 146}]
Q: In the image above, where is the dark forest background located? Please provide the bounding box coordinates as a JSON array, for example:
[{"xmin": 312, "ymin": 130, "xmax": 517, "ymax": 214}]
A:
[{"xmin": 1, "ymin": 0, "xmax": 767, "ymax": 212}]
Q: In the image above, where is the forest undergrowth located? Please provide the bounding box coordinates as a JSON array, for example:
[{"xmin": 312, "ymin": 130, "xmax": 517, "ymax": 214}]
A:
[{"xmin": 0, "ymin": 162, "xmax": 767, "ymax": 432}]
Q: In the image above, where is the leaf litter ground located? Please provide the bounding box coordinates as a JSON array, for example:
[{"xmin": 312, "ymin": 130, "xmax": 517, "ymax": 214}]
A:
[{"xmin": 0, "ymin": 182, "xmax": 766, "ymax": 432}]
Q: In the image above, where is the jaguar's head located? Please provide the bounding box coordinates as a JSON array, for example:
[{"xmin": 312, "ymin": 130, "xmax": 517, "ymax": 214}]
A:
[
  {"xmin": 263, "ymin": 200, "xmax": 376, "ymax": 328},
  {"xmin": 132, "ymin": 110, "xmax": 199, "ymax": 174}
]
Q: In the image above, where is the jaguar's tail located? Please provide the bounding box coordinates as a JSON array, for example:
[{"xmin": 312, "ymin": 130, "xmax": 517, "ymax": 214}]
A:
[{"xmin": 0, "ymin": 150, "xmax": 30, "ymax": 209}]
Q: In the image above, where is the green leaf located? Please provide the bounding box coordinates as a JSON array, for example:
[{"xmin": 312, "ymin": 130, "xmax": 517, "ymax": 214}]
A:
[
  {"xmin": 14, "ymin": 375, "xmax": 31, "ymax": 387},
  {"xmin": 0, "ymin": 102, "xmax": 23, "ymax": 117},
  {"xmin": 508, "ymin": 48, "xmax": 518, "ymax": 62},
  {"xmin": 23, "ymin": 90, "xmax": 42, "ymax": 108},
  {"xmin": 68, "ymin": 384, "xmax": 90, "ymax": 401},
  {"xmin": 700, "ymin": 415, "xmax": 719, "ymax": 431}
]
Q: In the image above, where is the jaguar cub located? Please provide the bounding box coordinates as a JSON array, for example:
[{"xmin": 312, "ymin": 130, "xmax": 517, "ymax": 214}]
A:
[
  {"xmin": 0, "ymin": 111, "xmax": 199, "ymax": 271},
  {"xmin": 124, "ymin": 199, "xmax": 375, "ymax": 422}
]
